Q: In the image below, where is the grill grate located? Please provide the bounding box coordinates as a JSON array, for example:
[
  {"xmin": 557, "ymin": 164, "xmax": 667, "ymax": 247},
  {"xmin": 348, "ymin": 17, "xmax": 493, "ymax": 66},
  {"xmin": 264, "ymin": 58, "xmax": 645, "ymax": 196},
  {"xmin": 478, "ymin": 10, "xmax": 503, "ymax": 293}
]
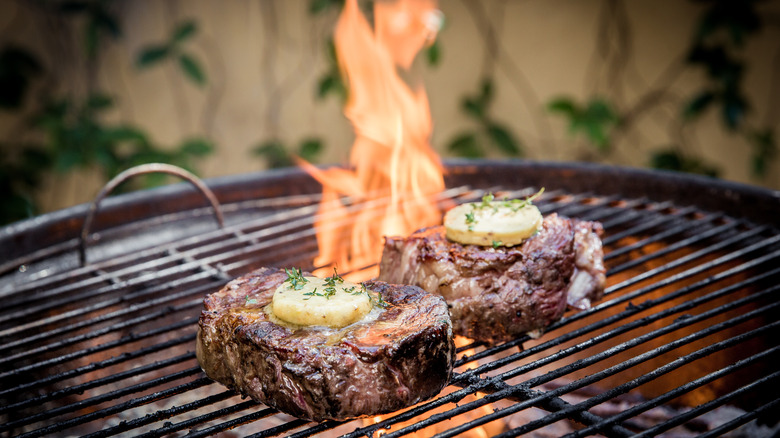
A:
[{"xmin": 1, "ymin": 163, "xmax": 778, "ymax": 437}]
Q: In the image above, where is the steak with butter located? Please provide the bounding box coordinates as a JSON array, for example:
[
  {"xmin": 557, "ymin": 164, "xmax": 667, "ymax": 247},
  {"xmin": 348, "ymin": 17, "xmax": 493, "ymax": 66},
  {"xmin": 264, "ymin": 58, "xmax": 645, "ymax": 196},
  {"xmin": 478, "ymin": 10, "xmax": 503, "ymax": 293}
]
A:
[
  {"xmin": 196, "ymin": 267, "xmax": 455, "ymax": 422},
  {"xmin": 378, "ymin": 213, "xmax": 605, "ymax": 344}
]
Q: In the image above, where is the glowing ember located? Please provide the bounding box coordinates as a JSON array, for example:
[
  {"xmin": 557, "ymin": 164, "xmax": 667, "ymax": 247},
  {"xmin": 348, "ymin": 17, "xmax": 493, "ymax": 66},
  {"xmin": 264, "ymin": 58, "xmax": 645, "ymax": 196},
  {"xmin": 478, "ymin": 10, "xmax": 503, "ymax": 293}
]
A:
[{"xmin": 302, "ymin": 0, "xmax": 445, "ymax": 280}]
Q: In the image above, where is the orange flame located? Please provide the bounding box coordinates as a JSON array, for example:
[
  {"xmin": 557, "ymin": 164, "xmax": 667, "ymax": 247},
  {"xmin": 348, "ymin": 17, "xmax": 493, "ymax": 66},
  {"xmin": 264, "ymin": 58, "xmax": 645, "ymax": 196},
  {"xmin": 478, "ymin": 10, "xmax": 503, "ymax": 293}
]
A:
[{"xmin": 302, "ymin": 0, "xmax": 445, "ymax": 280}]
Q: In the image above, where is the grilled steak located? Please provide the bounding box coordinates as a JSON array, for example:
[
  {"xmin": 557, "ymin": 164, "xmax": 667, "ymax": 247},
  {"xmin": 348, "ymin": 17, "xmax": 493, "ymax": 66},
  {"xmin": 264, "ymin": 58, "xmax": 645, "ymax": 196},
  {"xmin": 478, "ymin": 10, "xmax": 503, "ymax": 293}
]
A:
[
  {"xmin": 378, "ymin": 213, "xmax": 605, "ymax": 344},
  {"xmin": 196, "ymin": 267, "xmax": 455, "ymax": 422}
]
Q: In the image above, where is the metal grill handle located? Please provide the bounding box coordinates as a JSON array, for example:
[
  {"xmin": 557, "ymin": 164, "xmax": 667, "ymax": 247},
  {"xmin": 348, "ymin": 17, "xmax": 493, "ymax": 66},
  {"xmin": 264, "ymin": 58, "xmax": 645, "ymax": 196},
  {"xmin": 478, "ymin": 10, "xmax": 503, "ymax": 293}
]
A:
[{"xmin": 79, "ymin": 163, "xmax": 224, "ymax": 266}]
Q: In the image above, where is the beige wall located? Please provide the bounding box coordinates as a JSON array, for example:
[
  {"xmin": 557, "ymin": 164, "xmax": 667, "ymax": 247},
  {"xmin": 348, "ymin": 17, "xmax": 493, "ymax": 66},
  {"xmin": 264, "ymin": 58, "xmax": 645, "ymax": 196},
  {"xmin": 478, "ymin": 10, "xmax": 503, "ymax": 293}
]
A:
[{"xmin": 1, "ymin": 0, "xmax": 778, "ymax": 214}]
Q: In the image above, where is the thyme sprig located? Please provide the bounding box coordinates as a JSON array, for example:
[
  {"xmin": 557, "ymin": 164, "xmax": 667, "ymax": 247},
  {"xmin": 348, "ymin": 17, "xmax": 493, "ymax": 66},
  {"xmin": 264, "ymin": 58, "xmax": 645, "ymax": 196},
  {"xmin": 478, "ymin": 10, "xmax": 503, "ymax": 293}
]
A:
[
  {"xmin": 464, "ymin": 187, "xmax": 545, "ymax": 227},
  {"xmin": 323, "ymin": 267, "xmax": 344, "ymax": 295},
  {"xmin": 284, "ymin": 267, "xmax": 308, "ymax": 290}
]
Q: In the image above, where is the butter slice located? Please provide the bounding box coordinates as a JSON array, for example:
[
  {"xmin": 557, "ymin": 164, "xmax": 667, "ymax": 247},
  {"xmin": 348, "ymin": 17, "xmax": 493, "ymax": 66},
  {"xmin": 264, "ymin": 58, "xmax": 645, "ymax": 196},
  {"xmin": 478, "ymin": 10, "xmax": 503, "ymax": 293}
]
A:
[
  {"xmin": 444, "ymin": 201, "xmax": 542, "ymax": 247},
  {"xmin": 272, "ymin": 277, "xmax": 371, "ymax": 328}
]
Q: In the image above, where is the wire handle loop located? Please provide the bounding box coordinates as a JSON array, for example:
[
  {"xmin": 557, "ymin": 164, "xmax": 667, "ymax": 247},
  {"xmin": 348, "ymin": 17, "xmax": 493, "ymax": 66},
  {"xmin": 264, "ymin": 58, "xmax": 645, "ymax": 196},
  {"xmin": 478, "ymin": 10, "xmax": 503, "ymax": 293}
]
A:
[{"xmin": 79, "ymin": 163, "xmax": 224, "ymax": 266}]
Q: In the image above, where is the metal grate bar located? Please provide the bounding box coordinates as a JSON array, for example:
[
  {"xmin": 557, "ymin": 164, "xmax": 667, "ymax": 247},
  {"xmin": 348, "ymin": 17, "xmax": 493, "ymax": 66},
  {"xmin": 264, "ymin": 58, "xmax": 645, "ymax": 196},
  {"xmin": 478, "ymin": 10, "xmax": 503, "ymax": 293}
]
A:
[
  {"xmin": 1, "ymin": 351, "xmax": 194, "ymax": 414},
  {"xmin": 0, "ymin": 293, "xmax": 200, "ymax": 371},
  {"xmin": 0, "ymin": 281, "xmax": 206, "ymax": 357},
  {"xmin": 0, "ymin": 318, "xmax": 195, "ymax": 385},
  {"xmin": 428, "ymin": 311, "xmax": 778, "ymax": 438},
  {"xmin": 563, "ymin": 346, "xmax": 780, "ymax": 437},
  {"xmin": 183, "ymin": 410, "xmax": 305, "ymax": 438},
  {"xmin": 604, "ymin": 212, "xmax": 725, "ymax": 260},
  {"xmin": 101, "ymin": 400, "xmax": 272, "ymax": 438},
  {"xmin": 600, "ymin": 205, "xmax": 698, "ymax": 245},
  {"xmin": 606, "ymin": 218, "xmax": 741, "ymax": 273},
  {"xmin": 15, "ymin": 374, "xmax": 211, "ymax": 438},
  {"xmin": 5, "ymin": 365, "xmax": 202, "ymax": 432},
  {"xmin": 606, "ymin": 228, "xmax": 776, "ymax": 296},
  {"xmin": 695, "ymin": 391, "xmax": 780, "ymax": 438},
  {"xmin": 635, "ymin": 371, "xmax": 780, "ymax": 438},
  {"xmin": 0, "ymin": 332, "xmax": 194, "ymax": 400}
]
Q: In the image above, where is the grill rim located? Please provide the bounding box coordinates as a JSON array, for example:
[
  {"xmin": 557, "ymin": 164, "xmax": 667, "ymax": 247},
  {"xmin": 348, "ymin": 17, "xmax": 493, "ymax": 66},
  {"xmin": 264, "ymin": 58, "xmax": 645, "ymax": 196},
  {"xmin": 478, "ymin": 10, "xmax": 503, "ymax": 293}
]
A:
[{"xmin": 2, "ymin": 159, "xmax": 779, "ymax": 271}]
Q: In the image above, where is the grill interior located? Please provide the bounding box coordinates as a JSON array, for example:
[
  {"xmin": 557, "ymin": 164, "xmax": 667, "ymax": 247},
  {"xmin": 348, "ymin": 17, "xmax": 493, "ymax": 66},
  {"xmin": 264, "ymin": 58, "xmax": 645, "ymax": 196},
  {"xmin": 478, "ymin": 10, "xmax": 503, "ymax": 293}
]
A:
[{"xmin": 1, "ymin": 160, "xmax": 778, "ymax": 437}]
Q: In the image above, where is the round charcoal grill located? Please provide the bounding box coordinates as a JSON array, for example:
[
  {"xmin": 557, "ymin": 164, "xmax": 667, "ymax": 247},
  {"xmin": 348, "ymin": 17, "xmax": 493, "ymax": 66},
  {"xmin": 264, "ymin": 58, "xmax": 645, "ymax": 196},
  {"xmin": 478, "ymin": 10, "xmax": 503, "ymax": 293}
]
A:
[{"xmin": 1, "ymin": 159, "xmax": 778, "ymax": 437}]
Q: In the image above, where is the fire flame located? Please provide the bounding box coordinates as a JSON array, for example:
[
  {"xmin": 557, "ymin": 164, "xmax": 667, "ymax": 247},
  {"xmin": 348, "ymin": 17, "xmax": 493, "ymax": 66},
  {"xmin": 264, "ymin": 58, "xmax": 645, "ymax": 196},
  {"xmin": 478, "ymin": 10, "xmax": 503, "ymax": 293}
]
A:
[{"xmin": 301, "ymin": 0, "xmax": 445, "ymax": 280}]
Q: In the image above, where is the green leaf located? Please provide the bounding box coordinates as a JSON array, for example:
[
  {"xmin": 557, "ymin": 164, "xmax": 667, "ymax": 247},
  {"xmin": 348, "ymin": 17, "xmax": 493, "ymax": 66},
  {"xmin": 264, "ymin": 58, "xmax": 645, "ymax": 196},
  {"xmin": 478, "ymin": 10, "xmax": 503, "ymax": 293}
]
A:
[
  {"xmin": 585, "ymin": 99, "xmax": 618, "ymax": 124},
  {"xmin": 95, "ymin": 9, "xmax": 121, "ymax": 39},
  {"xmin": 721, "ymin": 92, "xmax": 747, "ymax": 130},
  {"xmin": 747, "ymin": 128, "xmax": 776, "ymax": 178},
  {"xmin": 683, "ymin": 91, "xmax": 716, "ymax": 120},
  {"xmin": 178, "ymin": 53, "xmax": 207, "ymax": 86},
  {"xmin": 317, "ymin": 73, "xmax": 346, "ymax": 101},
  {"xmin": 136, "ymin": 45, "xmax": 170, "ymax": 68},
  {"xmin": 298, "ymin": 138, "xmax": 323, "ymax": 162},
  {"xmin": 172, "ymin": 20, "xmax": 198, "ymax": 44},
  {"xmin": 447, "ymin": 132, "xmax": 483, "ymax": 158},
  {"xmin": 253, "ymin": 140, "xmax": 292, "ymax": 168},
  {"xmin": 479, "ymin": 78, "xmax": 494, "ymax": 104},
  {"xmin": 86, "ymin": 93, "xmax": 114, "ymax": 111},
  {"xmin": 650, "ymin": 148, "xmax": 719, "ymax": 177},
  {"xmin": 547, "ymin": 98, "xmax": 576, "ymax": 116},
  {"xmin": 102, "ymin": 125, "xmax": 148, "ymax": 144},
  {"xmin": 102, "ymin": 125, "xmax": 149, "ymax": 144},
  {"xmin": 310, "ymin": 0, "xmax": 342, "ymax": 14},
  {"xmin": 426, "ymin": 41, "xmax": 441, "ymax": 67},
  {"xmin": 462, "ymin": 97, "xmax": 485, "ymax": 121},
  {"xmin": 85, "ymin": 18, "xmax": 99, "ymax": 58},
  {"xmin": 486, "ymin": 123, "xmax": 522, "ymax": 156},
  {"xmin": 179, "ymin": 137, "xmax": 214, "ymax": 156}
]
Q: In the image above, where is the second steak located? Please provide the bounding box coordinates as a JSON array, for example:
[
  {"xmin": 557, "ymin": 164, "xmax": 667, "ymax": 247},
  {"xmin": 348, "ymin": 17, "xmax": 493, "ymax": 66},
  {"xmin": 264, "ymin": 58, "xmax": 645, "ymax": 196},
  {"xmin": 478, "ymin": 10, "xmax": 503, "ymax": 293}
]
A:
[{"xmin": 378, "ymin": 213, "xmax": 605, "ymax": 344}]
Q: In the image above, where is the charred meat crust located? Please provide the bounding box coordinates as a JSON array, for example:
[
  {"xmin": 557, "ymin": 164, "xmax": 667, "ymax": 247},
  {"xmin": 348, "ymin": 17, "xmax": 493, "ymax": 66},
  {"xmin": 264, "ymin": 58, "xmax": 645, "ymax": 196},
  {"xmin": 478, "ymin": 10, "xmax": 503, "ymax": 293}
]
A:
[
  {"xmin": 378, "ymin": 213, "xmax": 605, "ymax": 344},
  {"xmin": 196, "ymin": 267, "xmax": 455, "ymax": 422}
]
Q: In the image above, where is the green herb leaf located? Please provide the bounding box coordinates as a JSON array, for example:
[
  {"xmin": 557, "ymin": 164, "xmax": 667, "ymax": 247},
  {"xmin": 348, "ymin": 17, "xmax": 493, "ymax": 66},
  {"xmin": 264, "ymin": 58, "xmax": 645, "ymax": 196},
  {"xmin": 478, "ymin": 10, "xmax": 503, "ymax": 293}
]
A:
[
  {"xmin": 172, "ymin": 21, "xmax": 197, "ymax": 43},
  {"xmin": 284, "ymin": 267, "xmax": 309, "ymax": 290},
  {"xmin": 426, "ymin": 40, "xmax": 441, "ymax": 67},
  {"xmin": 179, "ymin": 137, "xmax": 214, "ymax": 156},
  {"xmin": 448, "ymin": 132, "xmax": 483, "ymax": 158},
  {"xmin": 136, "ymin": 45, "xmax": 170, "ymax": 68},
  {"xmin": 486, "ymin": 123, "xmax": 522, "ymax": 156},
  {"xmin": 178, "ymin": 53, "xmax": 206, "ymax": 86},
  {"xmin": 298, "ymin": 138, "xmax": 323, "ymax": 162}
]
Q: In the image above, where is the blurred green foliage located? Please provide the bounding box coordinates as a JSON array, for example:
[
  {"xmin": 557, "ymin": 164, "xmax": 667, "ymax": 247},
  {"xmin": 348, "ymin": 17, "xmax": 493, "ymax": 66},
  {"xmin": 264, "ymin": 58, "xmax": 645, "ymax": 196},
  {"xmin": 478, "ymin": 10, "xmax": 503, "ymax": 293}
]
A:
[
  {"xmin": 447, "ymin": 78, "xmax": 523, "ymax": 158},
  {"xmin": 0, "ymin": 3, "xmax": 213, "ymax": 225},
  {"xmin": 545, "ymin": 0, "xmax": 775, "ymax": 179},
  {"xmin": 547, "ymin": 97, "xmax": 619, "ymax": 152},
  {"xmin": 136, "ymin": 20, "xmax": 207, "ymax": 87}
]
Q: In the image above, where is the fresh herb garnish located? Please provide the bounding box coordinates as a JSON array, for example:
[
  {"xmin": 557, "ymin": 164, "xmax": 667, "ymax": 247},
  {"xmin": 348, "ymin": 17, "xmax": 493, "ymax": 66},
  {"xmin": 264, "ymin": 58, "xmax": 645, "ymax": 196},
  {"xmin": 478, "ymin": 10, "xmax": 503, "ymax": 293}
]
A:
[
  {"xmin": 506, "ymin": 187, "xmax": 545, "ymax": 212},
  {"xmin": 480, "ymin": 192, "xmax": 494, "ymax": 208},
  {"xmin": 363, "ymin": 283, "xmax": 388, "ymax": 309},
  {"xmin": 284, "ymin": 267, "xmax": 309, "ymax": 290},
  {"xmin": 302, "ymin": 287, "xmax": 321, "ymax": 300},
  {"xmin": 245, "ymin": 295, "xmax": 259, "ymax": 305},
  {"xmin": 465, "ymin": 211, "xmax": 477, "ymax": 231},
  {"xmin": 492, "ymin": 240, "xmax": 503, "ymax": 248}
]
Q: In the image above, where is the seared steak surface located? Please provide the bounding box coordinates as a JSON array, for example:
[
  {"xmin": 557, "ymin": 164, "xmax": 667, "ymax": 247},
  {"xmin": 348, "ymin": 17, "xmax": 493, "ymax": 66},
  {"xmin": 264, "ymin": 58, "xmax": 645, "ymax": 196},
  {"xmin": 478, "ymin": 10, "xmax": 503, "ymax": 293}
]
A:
[
  {"xmin": 196, "ymin": 267, "xmax": 455, "ymax": 422},
  {"xmin": 378, "ymin": 213, "xmax": 605, "ymax": 344}
]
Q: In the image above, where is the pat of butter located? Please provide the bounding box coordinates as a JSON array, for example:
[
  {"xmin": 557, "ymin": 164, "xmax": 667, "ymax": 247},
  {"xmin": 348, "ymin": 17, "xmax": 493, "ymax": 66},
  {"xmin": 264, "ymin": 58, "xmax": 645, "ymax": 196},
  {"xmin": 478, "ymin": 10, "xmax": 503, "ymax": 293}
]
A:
[
  {"xmin": 272, "ymin": 277, "xmax": 372, "ymax": 328},
  {"xmin": 444, "ymin": 201, "xmax": 542, "ymax": 247}
]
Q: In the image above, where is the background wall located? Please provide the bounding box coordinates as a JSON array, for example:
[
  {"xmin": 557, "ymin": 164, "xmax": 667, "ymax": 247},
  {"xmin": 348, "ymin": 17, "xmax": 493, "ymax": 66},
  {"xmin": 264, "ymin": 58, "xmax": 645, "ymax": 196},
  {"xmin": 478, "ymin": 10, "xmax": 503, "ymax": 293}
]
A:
[{"xmin": 1, "ymin": 0, "xmax": 778, "ymax": 222}]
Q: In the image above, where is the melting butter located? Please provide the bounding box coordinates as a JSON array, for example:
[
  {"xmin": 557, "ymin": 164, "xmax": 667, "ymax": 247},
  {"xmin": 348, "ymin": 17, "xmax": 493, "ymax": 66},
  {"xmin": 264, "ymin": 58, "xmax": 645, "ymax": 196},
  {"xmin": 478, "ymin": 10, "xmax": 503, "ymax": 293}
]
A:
[{"xmin": 271, "ymin": 277, "xmax": 372, "ymax": 328}]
